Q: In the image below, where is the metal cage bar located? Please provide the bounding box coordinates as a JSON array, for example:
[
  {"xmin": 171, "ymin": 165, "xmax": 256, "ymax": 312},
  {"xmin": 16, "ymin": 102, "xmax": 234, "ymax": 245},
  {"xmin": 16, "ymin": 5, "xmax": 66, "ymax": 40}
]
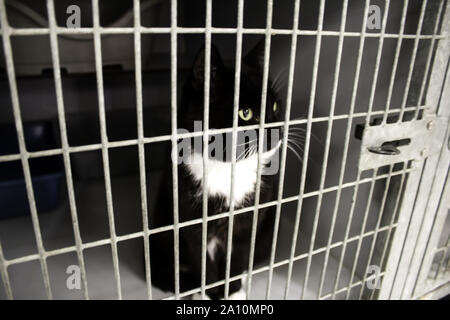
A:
[
  {"xmin": 408, "ymin": 53, "xmax": 450, "ymax": 300},
  {"xmin": 0, "ymin": 0, "xmax": 448, "ymax": 301},
  {"xmin": 342, "ymin": 168, "xmax": 377, "ymax": 298},
  {"xmin": 397, "ymin": 0, "xmax": 428, "ymax": 123},
  {"xmin": 200, "ymin": 0, "xmax": 212, "ymax": 299},
  {"xmin": 413, "ymin": 87, "xmax": 450, "ymax": 298},
  {"xmin": 246, "ymin": 0, "xmax": 273, "ymax": 299},
  {"xmin": 343, "ymin": 0, "xmax": 391, "ymax": 299},
  {"xmin": 170, "ymin": 0, "xmax": 181, "ymax": 299},
  {"xmin": 414, "ymin": 0, "xmax": 446, "ymax": 120},
  {"xmin": 370, "ymin": 162, "xmax": 409, "ymax": 300},
  {"xmin": 266, "ymin": 0, "xmax": 301, "ymax": 300},
  {"xmin": 2, "ymin": 26, "xmax": 446, "ymax": 39},
  {"xmin": 223, "ymin": 0, "xmax": 244, "ymax": 299},
  {"xmin": 357, "ymin": 164, "xmax": 394, "ymax": 299},
  {"xmin": 284, "ymin": 0, "xmax": 326, "ymax": 300},
  {"xmin": 382, "ymin": 0, "xmax": 409, "ymax": 124},
  {"xmin": 363, "ymin": 4, "xmax": 445, "ymax": 298},
  {"xmin": 330, "ymin": 0, "xmax": 371, "ymax": 300},
  {"xmin": 380, "ymin": 1, "xmax": 450, "ymax": 299},
  {"xmin": 163, "ymin": 225, "xmax": 394, "ymax": 300},
  {"xmin": 0, "ymin": 0, "xmax": 53, "ymax": 300},
  {"xmin": 0, "ymin": 241, "xmax": 13, "ymax": 299},
  {"xmin": 46, "ymin": 0, "xmax": 89, "ymax": 300},
  {"xmin": 133, "ymin": 0, "xmax": 153, "ymax": 300},
  {"xmin": 91, "ymin": 0, "xmax": 122, "ymax": 300},
  {"xmin": 0, "ymin": 168, "xmax": 411, "ymax": 270},
  {"xmin": 303, "ymin": 0, "xmax": 349, "ymax": 300},
  {"xmin": 0, "ymin": 107, "xmax": 427, "ymax": 165}
]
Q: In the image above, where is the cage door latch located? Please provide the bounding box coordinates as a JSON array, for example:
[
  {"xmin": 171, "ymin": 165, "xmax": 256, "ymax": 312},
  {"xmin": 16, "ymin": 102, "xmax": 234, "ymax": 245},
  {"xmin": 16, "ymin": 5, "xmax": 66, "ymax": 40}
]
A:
[
  {"xmin": 355, "ymin": 112, "xmax": 445, "ymax": 171},
  {"xmin": 368, "ymin": 144, "xmax": 401, "ymax": 156}
]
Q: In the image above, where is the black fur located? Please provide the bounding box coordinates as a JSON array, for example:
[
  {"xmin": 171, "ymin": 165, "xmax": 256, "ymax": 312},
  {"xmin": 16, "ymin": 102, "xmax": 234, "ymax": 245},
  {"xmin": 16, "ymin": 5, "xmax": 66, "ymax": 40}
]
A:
[{"xmin": 149, "ymin": 40, "xmax": 283, "ymax": 299}]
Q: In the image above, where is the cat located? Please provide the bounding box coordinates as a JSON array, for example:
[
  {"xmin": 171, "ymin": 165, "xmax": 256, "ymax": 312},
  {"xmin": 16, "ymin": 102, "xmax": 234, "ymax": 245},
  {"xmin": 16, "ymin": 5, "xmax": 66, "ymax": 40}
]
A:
[{"xmin": 149, "ymin": 40, "xmax": 290, "ymax": 299}]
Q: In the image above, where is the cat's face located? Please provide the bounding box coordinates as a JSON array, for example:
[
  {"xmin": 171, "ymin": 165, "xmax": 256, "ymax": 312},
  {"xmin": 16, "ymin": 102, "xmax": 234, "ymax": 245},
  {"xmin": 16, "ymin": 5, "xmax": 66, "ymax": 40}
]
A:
[{"xmin": 180, "ymin": 41, "xmax": 283, "ymax": 163}]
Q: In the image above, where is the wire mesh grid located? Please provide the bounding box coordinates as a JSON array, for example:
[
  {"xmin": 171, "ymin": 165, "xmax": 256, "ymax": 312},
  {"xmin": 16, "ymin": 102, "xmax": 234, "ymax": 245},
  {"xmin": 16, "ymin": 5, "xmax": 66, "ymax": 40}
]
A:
[{"xmin": 0, "ymin": 0, "xmax": 448, "ymax": 300}]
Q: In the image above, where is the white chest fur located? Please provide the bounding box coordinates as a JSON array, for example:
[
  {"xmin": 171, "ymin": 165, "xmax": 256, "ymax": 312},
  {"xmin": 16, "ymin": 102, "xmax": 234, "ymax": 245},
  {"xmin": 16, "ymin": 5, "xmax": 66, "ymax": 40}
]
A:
[{"xmin": 184, "ymin": 144, "xmax": 280, "ymax": 206}]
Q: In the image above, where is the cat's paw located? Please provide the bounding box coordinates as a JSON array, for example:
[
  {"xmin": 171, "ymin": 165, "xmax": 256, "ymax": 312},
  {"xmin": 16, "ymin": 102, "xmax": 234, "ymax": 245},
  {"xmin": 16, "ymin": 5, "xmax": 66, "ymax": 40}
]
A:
[
  {"xmin": 241, "ymin": 273, "xmax": 248, "ymax": 290},
  {"xmin": 192, "ymin": 293, "xmax": 211, "ymax": 300},
  {"xmin": 228, "ymin": 289, "xmax": 246, "ymax": 300}
]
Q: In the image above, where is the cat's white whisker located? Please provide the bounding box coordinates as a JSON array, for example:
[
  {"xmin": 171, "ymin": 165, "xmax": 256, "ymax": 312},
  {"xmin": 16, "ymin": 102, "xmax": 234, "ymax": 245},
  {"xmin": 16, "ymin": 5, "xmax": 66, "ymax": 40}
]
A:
[
  {"xmin": 236, "ymin": 138, "xmax": 257, "ymax": 147},
  {"xmin": 288, "ymin": 134, "xmax": 305, "ymax": 144},
  {"xmin": 287, "ymin": 144, "xmax": 303, "ymax": 163},
  {"xmin": 289, "ymin": 127, "xmax": 306, "ymax": 132},
  {"xmin": 289, "ymin": 128, "xmax": 323, "ymax": 147},
  {"xmin": 185, "ymin": 142, "xmax": 281, "ymax": 206},
  {"xmin": 287, "ymin": 139, "xmax": 304, "ymax": 154},
  {"xmin": 288, "ymin": 133, "xmax": 306, "ymax": 141},
  {"xmin": 271, "ymin": 66, "xmax": 289, "ymax": 93}
]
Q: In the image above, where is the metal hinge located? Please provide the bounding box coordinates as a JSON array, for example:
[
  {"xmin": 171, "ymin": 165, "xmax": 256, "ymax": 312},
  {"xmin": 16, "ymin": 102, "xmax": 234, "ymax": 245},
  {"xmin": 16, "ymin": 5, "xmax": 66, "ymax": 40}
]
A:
[{"xmin": 356, "ymin": 112, "xmax": 446, "ymax": 171}]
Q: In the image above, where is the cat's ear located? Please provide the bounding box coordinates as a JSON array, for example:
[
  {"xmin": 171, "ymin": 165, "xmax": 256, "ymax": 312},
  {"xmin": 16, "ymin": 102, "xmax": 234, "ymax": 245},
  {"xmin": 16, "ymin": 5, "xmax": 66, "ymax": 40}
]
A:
[
  {"xmin": 244, "ymin": 38, "xmax": 266, "ymax": 70},
  {"xmin": 192, "ymin": 44, "xmax": 225, "ymax": 91}
]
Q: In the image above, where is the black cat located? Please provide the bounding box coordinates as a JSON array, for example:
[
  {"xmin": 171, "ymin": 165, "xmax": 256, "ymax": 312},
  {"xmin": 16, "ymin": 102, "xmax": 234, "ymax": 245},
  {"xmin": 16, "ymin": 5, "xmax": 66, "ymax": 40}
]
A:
[{"xmin": 149, "ymin": 40, "xmax": 285, "ymax": 299}]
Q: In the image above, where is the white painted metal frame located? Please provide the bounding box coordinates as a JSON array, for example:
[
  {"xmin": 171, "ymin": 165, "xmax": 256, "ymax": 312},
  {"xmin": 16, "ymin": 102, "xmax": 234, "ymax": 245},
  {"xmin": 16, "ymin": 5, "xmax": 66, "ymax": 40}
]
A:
[
  {"xmin": 406, "ymin": 32, "xmax": 450, "ymax": 299},
  {"xmin": 378, "ymin": 1, "xmax": 450, "ymax": 300},
  {"xmin": 0, "ymin": 0, "xmax": 448, "ymax": 300},
  {"xmin": 414, "ymin": 156, "xmax": 450, "ymax": 299}
]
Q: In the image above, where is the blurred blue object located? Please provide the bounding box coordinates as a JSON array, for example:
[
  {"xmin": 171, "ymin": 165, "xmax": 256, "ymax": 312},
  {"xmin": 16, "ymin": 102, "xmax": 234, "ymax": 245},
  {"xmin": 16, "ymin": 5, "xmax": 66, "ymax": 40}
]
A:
[{"xmin": 0, "ymin": 121, "xmax": 63, "ymax": 219}]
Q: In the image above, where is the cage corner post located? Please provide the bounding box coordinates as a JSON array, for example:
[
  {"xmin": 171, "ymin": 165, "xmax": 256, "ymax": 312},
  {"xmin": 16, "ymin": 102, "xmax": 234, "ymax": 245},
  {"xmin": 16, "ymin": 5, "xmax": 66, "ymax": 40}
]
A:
[{"xmin": 377, "ymin": 0, "xmax": 450, "ymax": 300}]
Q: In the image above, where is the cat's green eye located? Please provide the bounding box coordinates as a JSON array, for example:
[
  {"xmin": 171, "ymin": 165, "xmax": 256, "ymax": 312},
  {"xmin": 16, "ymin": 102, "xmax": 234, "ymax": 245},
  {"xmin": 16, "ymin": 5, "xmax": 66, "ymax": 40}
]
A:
[
  {"xmin": 273, "ymin": 102, "xmax": 278, "ymax": 112},
  {"xmin": 239, "ymin": 108, "xmax": 253, "ymax": 121}
]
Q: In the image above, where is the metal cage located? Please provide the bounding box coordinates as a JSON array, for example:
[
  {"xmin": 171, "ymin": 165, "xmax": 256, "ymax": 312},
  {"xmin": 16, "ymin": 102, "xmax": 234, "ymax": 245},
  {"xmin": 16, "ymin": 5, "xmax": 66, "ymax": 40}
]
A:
[{"xmin": 0, "ymin": 0, "xmax": 449, "ymax": 300}]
